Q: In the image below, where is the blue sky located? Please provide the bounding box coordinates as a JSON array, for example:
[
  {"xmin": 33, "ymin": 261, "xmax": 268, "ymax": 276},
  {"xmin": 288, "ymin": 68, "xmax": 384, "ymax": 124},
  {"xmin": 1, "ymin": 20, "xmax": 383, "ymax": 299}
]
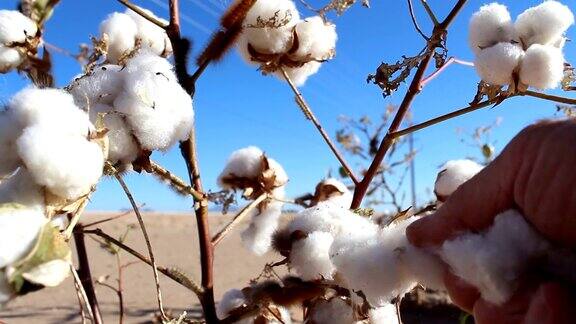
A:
[{"xmin": 0, "ymin": 0, "xmax": 573, "ymax": 211}]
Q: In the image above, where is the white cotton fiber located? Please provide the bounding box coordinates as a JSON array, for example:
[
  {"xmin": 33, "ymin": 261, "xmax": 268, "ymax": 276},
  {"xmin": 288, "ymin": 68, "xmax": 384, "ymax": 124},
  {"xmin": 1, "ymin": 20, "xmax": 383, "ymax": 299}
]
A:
[
  {"xmin": 369, "ymin": 304, "xmax": 399, "ymax": 324},
  {"xmin": 292, "ymin": 16, "xmax": 337, "ymax": 61},
  {"xmin": 100, "ymin": 13, "xmax": 138, "ymax": 64},
  {"xmin": 519, "ymin": 43, "xmax": 565, "ymax": 90},
  {"xmin": 217, "ymin": 288, "xmax": 247, "ymax": 318},
  {"xmin": 241, "ymin": 201, "xmax": 284, "ymax": 255},
  {"xmin": 468, "ymin": 3, "xmax": 516, "ymax": 54},
  {"xmin": 440, "ymin": 209, "xmax": 549, "ymax": 305},
  {"xmin": 308, "ymin": 297, "xmax": 355, "ymax": 324},
  {"xmin": 277, "ymin": 61, "xmax": 322, "ymax": 86},
  {"xmin": 238, "ymin": 0, "xmax": 300, "ymax": 60},
  {"xmin": 434, "ymin": 159, "xmax": 483, "ymax": 200},
  {"xmin": 0, "ymin": 111, "xmax": 21, "ymax": 177},
  {"xmin": 515, "ymin": 1, "xmax": 574, "ymax": 47},
  {"xmin": 125, "ymin": 8, "xmax": 172, "ymax": 56},
  {"xmin": 8, "ymin": 88, "xmax": 94, "ymax": 137},
  {"xmin": 474, "ymin": 42, "xmax": 524, "ymax": 86},
  {"xmin": 69, "ymin": 65, "xmax": 124, "ymax": 109},
  {"xmin": 314, "ymin": 178, "xmax": 352, "ymax": 209},
  {"xmin": 0, "ymin": 168, "xmax": 44, "ymax": 209},
  {"xmin": 0, "ymin": 204, "xmax": 46, "ymax": 268},
  {"xmin": 0, "ymin": 10, "xmax": 38, "ymax": 45},
  {"xmin": 289, "ymin": 231, "xmax": 335, "ymax": 280},
  {"xmin": 114, "ymin": 52, "xmax": 193, "ymax": 151},
  {"xmin": 330, "ymin": 218, "xmax": 422, "ymax": 306},
  {"xmin": 21, "ymin": 258, "xmax": 71, "ymax": 287},
  {"xmin": 16, "ymin": 125, "xmax": 104, "ymax": 200},
  {"xmin": 90, "ymin": 104, "xmax": 139, "ymax": 164},
  {"xmin": 0, "ymin": 270, "xmax": 12, "ymax": 305},
  {"xmin": 0, "ymin": 45, "xmax": 23, "ymax": 73}
]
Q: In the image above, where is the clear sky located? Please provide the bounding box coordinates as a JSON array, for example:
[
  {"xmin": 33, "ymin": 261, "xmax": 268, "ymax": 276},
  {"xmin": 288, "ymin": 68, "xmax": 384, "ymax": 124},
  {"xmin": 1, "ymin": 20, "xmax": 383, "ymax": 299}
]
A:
[{"xmin": 0, "ymin": 0, "xmax": 573, "ymax": 212}]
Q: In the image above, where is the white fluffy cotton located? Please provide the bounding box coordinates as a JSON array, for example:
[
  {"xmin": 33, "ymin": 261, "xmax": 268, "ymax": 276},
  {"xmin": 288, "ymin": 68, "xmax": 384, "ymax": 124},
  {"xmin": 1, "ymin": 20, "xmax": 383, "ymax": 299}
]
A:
[
  {"xmin": 0, "ymin": 204, "xmax": 46, "ymax": 268},
  {"xmin": 434, "ymin": 159, "xmax": 483, "ymax": 199},
  {"xmin": 314, "ymin": 178, "xmax": 352, "ymax": 209},
  {"xmin": 0, "ymin": 111, "xmax": 21, "ymax": 177},
  {"xmin": 17, "ymin": 124, "xmax": 104, "ymax": 199},
  {"xmin": 307, "ymin": 297, "xmax": 355, "ymax": 324},
  {"xmin": 217, "ymin": 289, "xmax": 247, "ymax": 319},
  {"xmin": 290, "ymin": 231, "xmax": 335, "ymax": 280},
  {"xmin": 241, "ymin": 200, "xmax": 284, "ymax": 255},
  {"xmin": 69, "ymin": 65, "xmax": 124, "ymax": 109},
  {"xmin": 100, "ymin": 13, "xmax": 138, "ymax": 64},
  {"xmin": 0, "ymin": 169, "xmax": 44, "ymax": 209},
  {"xmin": 519, "ymin": 43, "xmax": 565, "ymax": 90},
  {"xmin": 468, "ymin": 3, "xmax": 516, "ymax": 54},
  {"xmin": 113, "ymin": 52, "xmax": 193, "ymax": 151},
  {"xmin": 21, "ymin": 259, "xmax": 71, "ymax": 287},
  {"xmin": 0, "ymin": 46, "xmax": 24, "ymax": 73},
  {"xmin": 369, "ymin": 304, "xmax": 400, "ymax": 324},
  {"xmin": 293, "ymin": 16, "xmax": 337, "ymax": 60},
  {"xmin": 0, "ymin": 10, "xmax": 37, "ymax": 45},
  {"xmin": 0, "ymin": 270, "xmax": 12, "ymax": 305},
  {"xmin": 440, "ymin": 209, "xmax": 549, "ymax": 305},
  {"xmin": 515, "ymin": 1, "xmax": 574, "ymax": 48},
  {"xmin": 125, "ymin": 8, "xmax": 172, "ymax": 56},
  {"xmin": 474, "ymin": 42, "xmax": 524, "ymax": 86},
  {"xmin": 278, "ymin": 61, "xmax": 322, "ymax": 87},
  {"xmin": 90, "ymin": 104, "xmax": 139, "ymax": 164}
]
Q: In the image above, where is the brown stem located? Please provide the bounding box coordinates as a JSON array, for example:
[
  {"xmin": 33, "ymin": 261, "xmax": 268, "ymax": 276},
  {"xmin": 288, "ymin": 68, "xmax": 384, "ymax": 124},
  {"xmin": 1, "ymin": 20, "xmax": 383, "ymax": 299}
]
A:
[
  {"xmin": 149, "ymin": 160, "xmax": 205, "ymax": 201},
  {"xmin": 522, "ymin": 90, "xmax": 576, "ymax": 105},
  {"xmin": 70, "ymin": 265, "xmax": 92, "ymax": 324},
  {"xmin": 351, "ymin": 0, "xmax": 468, "ymax": 208},
  {"xmin": 419, "ymin": 0, "xmax": 439, "ymax": 25},
  {"xmin": 167, "ymin": 0, "xmax": 218, "ymax": 321},
  {"xmin": 407, "ymin": 0, "xmax": 429, "ymax": 40},
  {"xmin": 211, "ymin": 194, "xmax": 268, "ymax": 246},
  {"xmin": 112, "ymin": 171, "xmax": 168, "ymax": 321},
  {"xmin": 73, "ymin": 224, "xmax": 103, "ymax": 324},
  {"xmin": 116, "ymin": 0, "xmax": 168, "ymax": 29},
  {"xmin": 83, "ymin": 228, "xmax": 203, "ymax": 296},
  {"xmin": 280, "ymin": 67, "xmax": 360, "ymax": 184}
]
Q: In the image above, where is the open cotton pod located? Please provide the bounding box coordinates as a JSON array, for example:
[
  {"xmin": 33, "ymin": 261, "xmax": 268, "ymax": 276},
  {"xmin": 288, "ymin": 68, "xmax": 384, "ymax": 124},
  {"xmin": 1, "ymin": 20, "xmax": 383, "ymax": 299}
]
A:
[
  {"xmin": 515, "ymin": 0, "xmax": 574, "ymax": 48},
  {"xmin": 311, "ymin": 178, "xmax": 352, "ymax": 208},
  {"xmin": 468, "ymin": 3, "xmax": 516, "ymax": 55},
  {"xmin": 434, "ymin": 159, "xmax": 483, "ymax": 202},
  {"xmin": 474, "ymin": 42, "xmax": 524, "ymax": 86},
  {"xmin": 0, "ymin": 10, "xmax": 40, "ymax": 73},
  {"xmin": 217, "ymin": 287, "xmax": 292, "ymax": 324}
]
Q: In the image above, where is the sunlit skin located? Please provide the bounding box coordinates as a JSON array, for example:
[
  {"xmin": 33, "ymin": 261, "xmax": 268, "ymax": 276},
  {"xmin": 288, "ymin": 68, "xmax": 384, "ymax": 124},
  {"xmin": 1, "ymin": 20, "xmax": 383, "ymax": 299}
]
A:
[{"xmin": 407, "ymin": 119, "xmax": 576, "ymax": 323}]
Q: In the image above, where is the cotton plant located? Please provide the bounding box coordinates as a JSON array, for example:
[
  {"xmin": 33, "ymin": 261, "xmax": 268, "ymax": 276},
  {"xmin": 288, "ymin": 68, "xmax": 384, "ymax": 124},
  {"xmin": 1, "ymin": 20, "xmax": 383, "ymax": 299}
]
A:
[
  {"xmin": 236, "ymin": 0, "xmax": 338, "ymax": 85},
  {"xmin": 217, "ymin": 288, "xmax": 292, "ymax": 324},
  {"xmin": 218, "ymin": 146, "xmax": 289, "ymax": 255},
  {"xmin": 0, "ymin": 10, "xmax": 40, "ymax": 73},
  {"xmin": 67, "ymin": 52, "xmax": 194, "ymax": 166},
  {"xmin": 99, "ymin": 8, "xmax": 172, "ymax": 64},
  {"xmin": 470, "ymin": 1, "xmax": 574, "ymax": 90}
]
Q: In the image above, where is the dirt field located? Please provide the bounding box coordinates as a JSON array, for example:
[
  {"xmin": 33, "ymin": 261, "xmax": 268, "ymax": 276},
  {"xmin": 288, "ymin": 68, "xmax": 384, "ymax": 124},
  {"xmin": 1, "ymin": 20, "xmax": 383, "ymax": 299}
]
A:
[{"xmin": 0, "ymin": 212, "xmax": 289, "ymax": 323}]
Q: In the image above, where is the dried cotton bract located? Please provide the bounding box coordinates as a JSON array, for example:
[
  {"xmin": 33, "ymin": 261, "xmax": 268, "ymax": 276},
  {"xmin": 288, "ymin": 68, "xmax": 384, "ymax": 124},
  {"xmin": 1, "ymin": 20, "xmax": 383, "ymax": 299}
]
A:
[
  {"xmin": 217, "ymin": 288, "xmax": 292, "ymax": 323},
  {"xmin": 469, "ymin": 1, "xmax": 573, "ymax": 90},
  {"xmin": 0, "ymin": 10, "xmax": 39, "ymax": 73},
  {"xmin": 434, "ymin": 159, "xmax": 483, "ymax": 202},
  {"xmin": 218, "ymin": 147, "xmax": 288, "ymax": 255},
  {"xmin": 99, "ymin": 9, "xmax": 172, "ymax": 63}
]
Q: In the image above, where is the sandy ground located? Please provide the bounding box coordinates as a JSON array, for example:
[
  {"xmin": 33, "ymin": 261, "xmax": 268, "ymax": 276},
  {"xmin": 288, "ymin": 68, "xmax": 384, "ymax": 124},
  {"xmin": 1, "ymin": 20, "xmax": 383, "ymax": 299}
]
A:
[{"xmin": 0, "ymin": 212, "xmax": 289, "ymax": 324}]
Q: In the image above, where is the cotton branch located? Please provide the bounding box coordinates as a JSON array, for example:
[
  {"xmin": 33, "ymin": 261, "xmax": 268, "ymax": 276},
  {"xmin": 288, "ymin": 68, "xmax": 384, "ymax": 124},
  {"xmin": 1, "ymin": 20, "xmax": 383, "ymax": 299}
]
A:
[
  {"xmin": 212, "ymin": 193, "xmax": 268, "ymax": 246},
  {"xmin": 351, "ymin": 0, "xmax": 468, "ymax": 208},
  {"xmin": 280, "ymin": 67, "xmax": 360, "ymax": 184},
  {"xmin": 116, "ymin": 0, "xmax": 168, "ymax": 29},
  {"xmin": 73, "ymin": 225, "xmax": 103, "ymax": 324},
  {"xmin": 407, "ymin": 0, "xmax": 429, "ymax": 40}
]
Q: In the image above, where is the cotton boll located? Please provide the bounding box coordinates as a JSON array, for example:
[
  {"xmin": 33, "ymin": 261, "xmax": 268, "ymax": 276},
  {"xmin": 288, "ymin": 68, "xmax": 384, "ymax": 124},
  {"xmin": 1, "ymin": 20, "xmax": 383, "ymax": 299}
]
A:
[
  {"xmin": 276, "ymin": 61, "xmax": 322, "ymax": 86},
  {"xmin": 515, "ymin": 1, "xmax": 574, "ymax": 47},
  {"xmin": 241, "ymin": 201, "xmax": 284, "ymax": 255},
  {"xmin": 474, "ymin": 42, "xmax": 524, "ymax": 86},
  {"xmin": 434, "ymin": 159, "xmax": 483, "ymax": 200},
  {"xmin": 17, "ymin": 125, "xmax": 104, "ymax": 199},
  {"xmin": 293, "ymin": 16, "xmax": 337, "ymax": 60},
  {"xmin": 100, "ymin": 13, "xmax": 138, "ymax": 64},
  {"xmin": 440, "ymin": 210, "xmax": 549, "ymax": 305},
  {"xmin": 125, "ymin": 8, "xmax": 172, "ymax": 56},
  {"xmin": 519, "ymin": 44, "xmax": 565, "ymax": 90},
  {"xmin": 90, "ymin": 104, "xmax": 139, "ymax": 164},
  {"xmin": 307, "ymin": 297, "xmax": 355, "ymax": 324},
  {"xmin": 237, "ymin": 0, "xmax": 300, "ymax": 62},
  {"xmin": 217, "ymin": 288, "xmax": 247, "ymax": 318},
  {"xmin": 8, "ymin": 88, "xmax": 94, "ymax": 137},
  {"xmin": 468, "ymin": 3, "xmax": 516, "ymax": 54},
  {"xmin": 0, "ymin": 111, "xmax": 21, "ymax": 177},
  {"xmin": 369, "ymin": 304, "xmax": 399, "ymax": 324},
  {"xmin": 0, "ymin": 203, "xmax": 46, "ymax": 268},
  {"xmin": 290, "ymin": 231, "xmax": 335, "ymax": 280},
  {"xmin": 402, "ymin": 245, "xmax": 445, "ymax": 291},
  {"xmin": 0, "ymin": 45, "xmax": 23, "ymax": 73},
  {"xmin": 218, "ymin": 146, "xmax": 265, "ymax": 187},
  {"xmin": 21, "ymin": 259, "xmax": 71, "ymax": 287},
  {"xmin": 313, "ymin": 178, "xmax": 352, "ymax": 209},
  {"xmin": 0, "ymin": 168, "xmax": 44, "ymax": 209},
  {"xmin": 69, "ymin": 65, "xmax": 124, "ymax": 109},
  {"xmin": 0, "ymin": 10, "xmax": 38, "ymax": 45},
  {"xmin": 114, "ymin": 53, "xmax": 193, "ymax": 151}
]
